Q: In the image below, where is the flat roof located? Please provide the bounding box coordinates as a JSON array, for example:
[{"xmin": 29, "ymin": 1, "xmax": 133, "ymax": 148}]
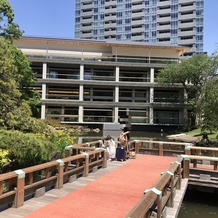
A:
[{"xmin": 15, "ymin": 36, "xmax": 190, "ymax": 55}]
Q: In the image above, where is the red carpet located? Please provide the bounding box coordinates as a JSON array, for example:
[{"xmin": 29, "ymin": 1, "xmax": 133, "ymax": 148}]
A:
[{"xmin": 25, "ymin": 155, "xmax": 176, "ymax": 218}]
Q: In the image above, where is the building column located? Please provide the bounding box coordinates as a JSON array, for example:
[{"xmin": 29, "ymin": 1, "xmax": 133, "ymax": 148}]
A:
[
  {"xmin": 114, "ymin": 66, "xmax": 119, "ymax": 123},
  {"xmin": 80, "ymin": 64, "xmax": 84, "ymax": 80},
  {"xmin": 79, "ymin": 64, "xmax": 84, "ymax": 123},
  {"xmin": 61, "ymin": 107, "xmax": 64, "ymax": 121},
  {"xmin": 79, "ymin": 64, "xmax": 84, "ymax": 102},
  {"xmin": 79, "ymin": 106, "xmax": 83, "ymax": 123},
  {"xmin": 149, "ymin": 107, "xmax": 154, "ymax": 124},
  {"xmin": 41, "ymin": 63, "xmax": 47, "ymax": 119},
  {"xmin": 150, "ymin": 68, "xmax": 154, "ymax": 83},
  {"xmin": 149, "ymin": 64, "xmax": 154, "ymax": 124}
]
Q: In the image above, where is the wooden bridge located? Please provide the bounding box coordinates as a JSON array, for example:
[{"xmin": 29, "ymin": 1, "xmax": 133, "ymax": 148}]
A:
[{"xmin": 0, "ymin": 140, "xmax": 218, "ymax": 218}]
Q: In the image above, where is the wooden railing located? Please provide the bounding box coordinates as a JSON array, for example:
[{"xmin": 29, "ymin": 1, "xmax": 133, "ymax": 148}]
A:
[
  {"xmin": 126, "ymin": 140, "xmax": 218, "ymax": 218},
  {"xmin": 126, "ymin": 156, "xmax": 183, "ymax": 218},
  {"xmin": 0, "ymin": 141, "xmax": 107, "ymax": 210},
  {"xmin": 1, "ymin": 139, "xmax": 218, "ymax": 214},
  {"xmin": 130, "ymin": 140, "xmax": 193, "ymax": 156},
  {"xmin": 185, "ymin": 145, "xmax": 218, "ymax": 157}
]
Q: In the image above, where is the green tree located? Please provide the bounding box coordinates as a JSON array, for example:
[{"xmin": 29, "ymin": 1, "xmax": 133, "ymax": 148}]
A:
[
  {"xmin": 0, "ymin": 0, "xmax": 22, "ymax": 39},
  {"xmin": 0, "ymin": 1, "xmax": 43, "ymax": 131},
  {"xmin": 157, "ymin": 53, "xmax": 218, "ymax": 129},
  {"xmin": 197, "ymin": 75, "xmax": 218, "ymax": 130}
]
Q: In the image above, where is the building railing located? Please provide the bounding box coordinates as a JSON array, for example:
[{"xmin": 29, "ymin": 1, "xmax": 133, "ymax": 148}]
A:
[{"xmin": 26, "ymin": 54, "xmax": 178, "ymax": 66}]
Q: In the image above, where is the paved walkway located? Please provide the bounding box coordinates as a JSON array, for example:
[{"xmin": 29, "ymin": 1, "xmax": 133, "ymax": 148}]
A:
[{"xmin": 0, "ymin": 155, "xmax": 176, "ymax": 218}]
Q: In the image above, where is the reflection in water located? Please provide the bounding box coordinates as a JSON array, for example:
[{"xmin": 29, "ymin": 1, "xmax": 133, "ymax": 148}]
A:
[
  {"xmin": 76, "ymin": 130, "xmax": 166, "ymax": 144},
  {"xmin": 178, "ymin": 190, "xmax": 218, "ymax": 218}
]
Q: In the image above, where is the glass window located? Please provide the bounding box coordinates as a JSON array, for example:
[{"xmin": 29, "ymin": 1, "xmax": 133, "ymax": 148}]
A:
[
  {"xmin": 196, "ymin": 9, "xmax": 204, "ymax": 16},
  {"xmin": 100, "ymin": 14, "xmax": 104, "ymax": 19},
  {"xmin": 117, "ymin": 12, "xmax": 122, "ymax": 17},
  {"xmin": 126, "ymin": 3, "xmax": 131, "ymax": 8},
  {"xmin": 152, "ymin": 31, "xmax": 156, "ymax": 37},
  {"xmin": 125, "ymin": 18, "xmax": 131, "ymax": 24},
  {"xmin": 94, "ymin": 15, "xmax": 98, "ymax": 20},
  {"xmin": 196, "ymin": 35, "xmax": 203, "ymax": 41},
  {"xmin": 171, "ymin": 13, "xmax": 178, "ymax": 19},
  {"xmin": 171, "ymin": 29, "xmax": 177, "ymax": 35},
  {"xmin": 197, "ymin": 26, "xmax": 203, "ymax": 33},
  {"xmin": 116, "ymin": 20, "xmax": 122, "ymax": 25}
]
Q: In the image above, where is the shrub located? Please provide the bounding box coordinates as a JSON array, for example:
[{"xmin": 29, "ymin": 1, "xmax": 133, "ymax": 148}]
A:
[{"xmin": 0, "ymin": 129, "xmax": 54, "ymax": 170}]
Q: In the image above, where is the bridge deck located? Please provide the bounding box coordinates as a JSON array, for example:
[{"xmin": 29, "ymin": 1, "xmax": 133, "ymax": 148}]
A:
[{"xmin": 0, "ymin": 155, "xmax": 177, "ymax": 218}]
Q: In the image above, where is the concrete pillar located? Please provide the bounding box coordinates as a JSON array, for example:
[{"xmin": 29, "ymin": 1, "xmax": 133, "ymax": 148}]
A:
[
  {"xmin": 114, "ymin": 107, "xmax": 119, "ymax": 123},
  {"xmin": 80, "ymin": 64, "xmax": 84, "ymax": 80},
  {"xmin": 42, "ymin": 63, "xmax": 47, "ymax": 79},
  {"xmin": 41, "ymin": 104, "xmax": 46, "ymax": 119},
  {"xmin": 150, "ymin": 68, "xmax": 154, "ymax": 83},
  {"xmin": 79, "ymin": 106, "xmax": 83, "ymax": 123},
  {"xmin": 79, "ymin": 85, "xmax": 83, "ymax": 101},
  {"xmin": 41, "ymin": 63, "xmax": 47, "ymax": 119},
  {"xmin": 149, "ymin": 107, "xmax": 153, "ymax": 124},
  {"xmin": 150, "ymin": 87, "xmax": 154, "ymax": 103},
  {"xmin": 115, "ymin": 66, "xmax": 119, "ymax": 82}
]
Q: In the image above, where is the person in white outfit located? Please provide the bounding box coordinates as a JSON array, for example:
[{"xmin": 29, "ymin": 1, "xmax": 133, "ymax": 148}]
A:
[{"xmin": 103, "ymin": 135, "xmax": 116, "ymax": 161}]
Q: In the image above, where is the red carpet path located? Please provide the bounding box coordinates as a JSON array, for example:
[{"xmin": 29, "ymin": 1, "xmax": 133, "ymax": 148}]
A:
[{"xmin": 25, "ymin": 155, "xmax": 176, "ymax": 218}]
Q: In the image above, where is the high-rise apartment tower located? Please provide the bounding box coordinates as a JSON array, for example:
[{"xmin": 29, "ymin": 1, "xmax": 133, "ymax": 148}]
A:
[{"xmin": 75, "ymin": 0, "xmax": 204, "ymax": 55}]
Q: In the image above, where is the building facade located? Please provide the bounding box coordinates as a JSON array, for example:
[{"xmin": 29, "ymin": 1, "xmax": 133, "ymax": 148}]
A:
[
  {"xmin": 14, "ymin": 37, "xmax": 190, "ymax": 130},
  {"xmin": 75, "ymin": 0, "xmax": 204, "ymax": 56}
]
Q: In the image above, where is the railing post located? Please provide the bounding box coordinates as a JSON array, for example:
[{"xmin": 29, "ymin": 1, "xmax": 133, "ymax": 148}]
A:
[
  {"xmin": 56, "ymin": 159, "xmax": 64, "ymax": 189},
  {"xmin": 14, "ymin": 170, "xmax": 25, "ymax": 208},
  {"xmin": 145, "ymin": 188, "xmax": 162, "ymax": 218},
  {"xmin": 159, "ymin": 141, "xmax": 163, "ymax": 156},
  {"xmin": 185, "ymin": 144, "xmax": 191, "ymax": 155},
  {"xmin": 166, "ymin": 171, "xmax": 174, "ymax": 207},
  {"xmin": 65, "ymin": 145, "xmax": 72, "ymax": 157},
  {"xmin": 102, "ymin": 149, "xmax": 108, "ymax": 168},
  {"xmin": 134, "ymin": 140, "xmax": 140, "ymax": 154},
  {"xmin": 83, "ymin": 153, "xmax": 89, "ymax": 177},
  {"xmin": 181, "ymin": 155, "xmax": 190, "ymax": 178},
  {"xmin": 172, "ymin": 160, "xmax": 182, "ymax": 189},
  {"xmin": 214, "ymin": 161, "xmax": 217, "ymax": 170},
  {"xmin": 98, "ymin": 140, "xmax": 103, "ymax": 148}
]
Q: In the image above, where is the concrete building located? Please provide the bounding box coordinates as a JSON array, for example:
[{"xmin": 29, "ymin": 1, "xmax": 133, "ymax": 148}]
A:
[
  {"xmin": 14, "ymin": 37, "xmax": 190, "ymax": 130},
  {"xmin": 75, "ymin": 0, "xmax": 204, "ymax": 56}
]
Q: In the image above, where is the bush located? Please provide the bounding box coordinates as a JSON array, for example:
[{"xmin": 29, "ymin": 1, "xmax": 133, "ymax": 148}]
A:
[{"xmin": 0, "ymin": 129, "xmax": 54, "ymax": 170}]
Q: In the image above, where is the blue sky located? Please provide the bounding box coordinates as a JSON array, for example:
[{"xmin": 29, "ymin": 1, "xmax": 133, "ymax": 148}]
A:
[{"xmin": 9, "ymin": 0, "xmax": 218, "ymax": 55}]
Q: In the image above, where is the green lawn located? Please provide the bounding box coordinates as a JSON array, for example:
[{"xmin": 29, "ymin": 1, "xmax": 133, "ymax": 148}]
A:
[{"xmin": 185, "ymin": 128, "xmax": 218, "ymax": 140}]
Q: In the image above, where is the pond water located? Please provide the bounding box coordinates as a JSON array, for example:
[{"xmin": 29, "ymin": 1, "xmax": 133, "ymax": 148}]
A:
[
  {"xmin": 76, "ymin": 130, "xmax": 166, "ymax": 144},
  {"xmin": 178, "ymin": 189, "xmax": 218, "ymax": 218}
]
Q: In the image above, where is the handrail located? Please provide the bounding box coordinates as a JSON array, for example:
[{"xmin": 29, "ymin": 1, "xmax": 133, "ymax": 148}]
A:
[
  {"xmin": 181, "ymin": 155, "xmax": 218, "ymax": 175},
  {"xmin": 1, "ymin": 139, "xmax": 218, "ymax": 214},
  {"xmin": 126, "ymin": 157, "xmax": 183, "ymax": 218},
  {"xmin": 130, "ymin": 140, "xmax": 193, "ymax": 156},
  {"xmin": 185, "ymin": 146, "xmax": 218, "ymax": 157},
  {"xmin": 0, "ymin": 143, "xmax": 107, "ymax": 210}
]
